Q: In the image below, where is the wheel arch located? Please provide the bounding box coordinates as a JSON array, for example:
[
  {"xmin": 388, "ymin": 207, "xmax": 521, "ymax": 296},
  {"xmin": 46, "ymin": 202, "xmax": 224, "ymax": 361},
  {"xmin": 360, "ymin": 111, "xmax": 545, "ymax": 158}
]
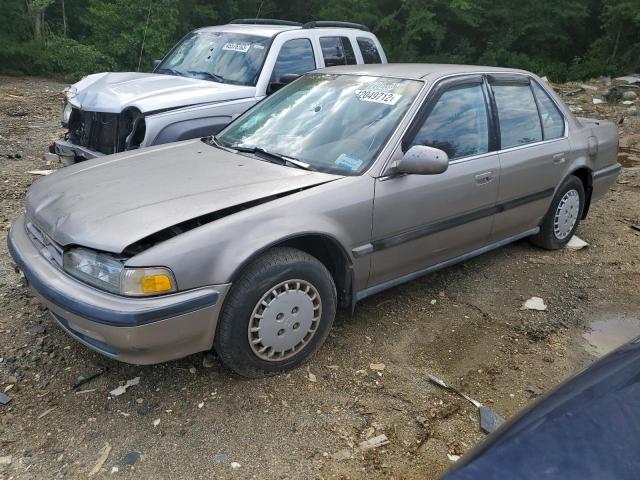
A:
[
  {"xmin": 570, "ymin": 167, "xmax": 593, "ymax": 219},
  {"xmin": 229, "ymin": 232, "xmax": 355, "ymax": 309}
]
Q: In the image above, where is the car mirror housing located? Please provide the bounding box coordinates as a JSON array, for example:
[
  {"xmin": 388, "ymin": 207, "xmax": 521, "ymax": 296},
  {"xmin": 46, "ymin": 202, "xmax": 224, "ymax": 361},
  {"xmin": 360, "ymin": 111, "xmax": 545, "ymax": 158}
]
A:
[
  {"xmin": 267, "ymin": 73, "xmax": 301, "ymax": 94},
  {"xmin": 397, "ymin": 145, "xmax": 449, "ymax": 175}
]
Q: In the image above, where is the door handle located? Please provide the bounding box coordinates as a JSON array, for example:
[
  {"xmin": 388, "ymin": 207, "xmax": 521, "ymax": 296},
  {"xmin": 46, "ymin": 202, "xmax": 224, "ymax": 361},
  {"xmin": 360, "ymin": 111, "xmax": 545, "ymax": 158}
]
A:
[
  {"xmin": 475, "ymin": 171, "xmax": 494, "ymax": 185},
  {"xmin": 553, "ymin": 153, "xmax": 566, "ymax": 164}
]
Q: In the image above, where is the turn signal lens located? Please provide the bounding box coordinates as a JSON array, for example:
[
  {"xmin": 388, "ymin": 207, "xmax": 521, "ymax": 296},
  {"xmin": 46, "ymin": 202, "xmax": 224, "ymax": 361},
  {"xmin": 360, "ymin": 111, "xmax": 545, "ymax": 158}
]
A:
[
  {"xmin": 122, "ymin": 268, "xmax": 177, "ymax": 296},
  {"xmin": 141, "ymin": 274, "xmax": 173, "ymax": 293}
]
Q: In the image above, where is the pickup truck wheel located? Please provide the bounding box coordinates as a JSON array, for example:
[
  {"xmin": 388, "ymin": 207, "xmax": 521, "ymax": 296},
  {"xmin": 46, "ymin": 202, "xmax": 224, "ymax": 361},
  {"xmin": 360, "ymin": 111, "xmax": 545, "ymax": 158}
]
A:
[
  {"xmin": 530, "ymin": 175, "xmax": 585, "ymax": 250},
  {"xmin": 214, "ymin": 247, "xmax": 336, "ymax": 378}
]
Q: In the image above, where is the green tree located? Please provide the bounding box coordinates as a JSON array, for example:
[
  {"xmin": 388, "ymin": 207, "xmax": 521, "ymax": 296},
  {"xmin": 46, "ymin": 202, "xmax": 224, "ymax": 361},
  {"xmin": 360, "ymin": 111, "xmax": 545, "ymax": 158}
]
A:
[{"xmin": 86, "ymin": 0, "xmax": 180, "ymax": 70}]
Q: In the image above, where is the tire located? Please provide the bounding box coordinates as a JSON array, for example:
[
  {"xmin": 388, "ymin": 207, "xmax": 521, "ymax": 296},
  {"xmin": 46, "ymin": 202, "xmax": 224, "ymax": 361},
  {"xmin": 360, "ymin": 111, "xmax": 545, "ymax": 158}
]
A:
[
  {"xmin": 214, "ymin": 247, "xmax": 337, "ymax": 378},
  {"xmin": 530, "ymin": 175, "xmax": 585, "ymax": 250}
]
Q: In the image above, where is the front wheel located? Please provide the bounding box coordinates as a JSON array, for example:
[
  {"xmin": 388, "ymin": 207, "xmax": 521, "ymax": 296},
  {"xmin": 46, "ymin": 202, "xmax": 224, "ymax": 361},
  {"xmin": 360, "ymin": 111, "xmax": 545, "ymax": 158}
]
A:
[
  {"xmin": 214, "ymin": 247, "xmax": 336, "ymax": 378},
  {"xmin": 530, "ymin": 175, "xmax": 585, "ymax": 250}
]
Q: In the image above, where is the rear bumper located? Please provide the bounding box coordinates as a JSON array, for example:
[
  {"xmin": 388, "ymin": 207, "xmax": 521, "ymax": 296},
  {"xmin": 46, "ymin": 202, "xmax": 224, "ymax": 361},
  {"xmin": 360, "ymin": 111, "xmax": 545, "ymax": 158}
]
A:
[
  {"xmin": 51, "ymin": 139, "xmax": 103, "ymax": 161},
  {"xmin": 592, "ymin": 163, "xmax": 622, "ymax": 203},
  {"xmin": 8, "ymin": 213, "xmax": 230, "ymax": 364}
]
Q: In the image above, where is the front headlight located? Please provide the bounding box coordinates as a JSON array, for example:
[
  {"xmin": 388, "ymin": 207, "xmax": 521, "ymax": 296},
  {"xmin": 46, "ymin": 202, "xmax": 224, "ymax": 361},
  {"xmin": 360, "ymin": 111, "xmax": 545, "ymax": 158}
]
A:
[
  {"xmin": 63, "ymin": 248, "xmax": 177, "ymax": 296},
  {"xmin": 61, "ymin": 101, "xmax": 73, "ymax": 127}
]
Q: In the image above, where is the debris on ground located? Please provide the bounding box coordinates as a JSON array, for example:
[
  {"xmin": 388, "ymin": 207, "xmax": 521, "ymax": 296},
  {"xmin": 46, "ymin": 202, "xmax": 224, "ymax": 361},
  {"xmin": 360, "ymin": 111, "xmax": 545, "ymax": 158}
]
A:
[
  {"xmin": 73, "ymin": 368, "xmax": 107, "ymax": 389},
  {"xmin": 88, "ymin": 443, "xmax": 111, "ymax": 477},
  {"xmin": 212, "ymin": 454, "xmax": 228, "ymax": 463},
  {"xmin": 122, "ymin": 451, "xmax": 140, "ymax": 465},
  {"xmin": 0, "ymin": 392, "xmax": 11, "ymax": 405},
  {"xmin": 369, "ymin": 363, "xmax": 386, "ymax": 371},
  {"xmin": 526, "ymin": 384, "xmax": 543, "ymax": 396},
  {"xmin": 307, "ymin": 371, "xmax": 317, "ymax": 382},
  {"xmin": 153, "ymin": 418, "xmax": 160, "ymax": 427},
  {"xmin": 566, "ymin": 235, "xmax": 589, "ymax": 251},
  {"xmin": 7, "ymin": 111, "xmax": 28, "ymax": 117},
  {"xmin": 479, "ymin": 405, "xmax": 504, "ymax": 434},
  {"xmin": 522, "ymin": 297, "xmax": 548, "ymax": 311},
  {"xmin": 202, "ymin": 353, "xmax": 216, "ymax": 368},
  {"xmin": 109, "ymin": 377, "xmax": 140, "ymax": 397},
  {"xmin": 447, "ymin": 454, "xmax": 461, "ymax": 462},
  {"xmin": 26, "ymin": 170, "xmax": 54, "ymax": 175},
  {"xmin": 358, "ymin": 434, "xmax": 389, "ymax": 451},
  {"xmin": 230, "ymin": 462, "xmax": 241, "ymax": 469},
  {"xmin": 428, "ymin": 374, "xmax": 505, "ymax": 434},
  {"xmin": 38, "ymin": 407, "xmax": 56, "ymax": 419}
]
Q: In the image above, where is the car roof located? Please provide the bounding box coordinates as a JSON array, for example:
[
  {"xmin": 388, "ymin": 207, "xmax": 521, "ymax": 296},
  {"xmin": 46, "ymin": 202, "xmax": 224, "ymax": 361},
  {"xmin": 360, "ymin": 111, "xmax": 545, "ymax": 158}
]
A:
[
  {"xmin": 196, "ymin": 23, "xmax": 377, "ymax": 38},
  {"xmin": 196, "ymin": 24, "xmax": 299, "ymax": 37},
  {"xmin": 317, "ymin": 63, "xmax": 530, "ymax": 80}
]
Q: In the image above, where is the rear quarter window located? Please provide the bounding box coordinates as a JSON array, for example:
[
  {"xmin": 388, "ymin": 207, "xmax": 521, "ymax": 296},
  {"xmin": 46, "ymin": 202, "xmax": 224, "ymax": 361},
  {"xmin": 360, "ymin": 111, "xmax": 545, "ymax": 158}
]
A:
[
  {"xmin": 320, "ymin": 37, "xmax": 357, "ymax": 66},
  {"xmin": 532, "ymin": 82, "xmax": 565, "ymax": 140},
  {"xmin": 357, "ymin": 37, "xmax": 382, "ymax": 64},
  {"xmin": 492, "ymin": 83, "xmax": 543, "ymax": 149}
]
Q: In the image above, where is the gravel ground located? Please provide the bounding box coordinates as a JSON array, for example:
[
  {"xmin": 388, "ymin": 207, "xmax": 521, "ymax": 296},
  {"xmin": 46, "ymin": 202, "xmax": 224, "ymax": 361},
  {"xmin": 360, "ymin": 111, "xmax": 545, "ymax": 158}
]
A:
[{"xmin": 0, "ymin": 75, "xmax": 639, "ymax": 479}]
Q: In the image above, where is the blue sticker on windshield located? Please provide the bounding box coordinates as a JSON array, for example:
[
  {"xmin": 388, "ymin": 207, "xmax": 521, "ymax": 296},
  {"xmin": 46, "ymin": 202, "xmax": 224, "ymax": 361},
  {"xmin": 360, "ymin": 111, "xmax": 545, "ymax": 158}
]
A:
[{"xmin": 335, "ymin": 153, "xmax": 363, "ymax": 171}]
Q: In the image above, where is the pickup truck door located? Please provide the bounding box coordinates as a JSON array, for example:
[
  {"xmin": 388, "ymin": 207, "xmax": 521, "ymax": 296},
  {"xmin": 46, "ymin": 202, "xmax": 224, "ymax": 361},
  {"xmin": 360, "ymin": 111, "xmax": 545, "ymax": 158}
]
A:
[
  {"xmin": 486, "ymin": 74, "xmax": 570, "ymax": 242},
  {"xmin": 367, "ymin": 76, "xmax": 500, "ymax": 288}
]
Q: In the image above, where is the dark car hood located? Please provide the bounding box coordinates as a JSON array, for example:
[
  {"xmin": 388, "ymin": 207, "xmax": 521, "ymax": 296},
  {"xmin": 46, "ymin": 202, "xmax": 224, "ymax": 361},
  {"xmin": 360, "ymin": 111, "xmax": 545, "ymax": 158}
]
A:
[{"xmin": 26, "ymin": 140, "xmax": 338, "ymax": 253}]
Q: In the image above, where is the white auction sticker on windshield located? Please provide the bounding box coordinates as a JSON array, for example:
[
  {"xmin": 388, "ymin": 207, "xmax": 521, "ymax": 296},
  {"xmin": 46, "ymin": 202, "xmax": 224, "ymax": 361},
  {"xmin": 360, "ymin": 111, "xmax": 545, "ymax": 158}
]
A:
[
  {"xmin": 222, "ymin": 42, "xmax": 251, "ymax": 53},
  {"xmin": 355, "ymin": 90, "xmax": 402, "ymax": 105}
]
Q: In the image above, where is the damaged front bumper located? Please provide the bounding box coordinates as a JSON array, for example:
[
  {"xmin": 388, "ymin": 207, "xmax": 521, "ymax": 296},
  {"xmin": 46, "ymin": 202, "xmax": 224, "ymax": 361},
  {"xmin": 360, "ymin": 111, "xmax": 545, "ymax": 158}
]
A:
[
  {"xmin": 50, "ymin": 139, "xmax": 102, "ymax": 163},
  {"xmin": 8, "ymin": 214, "xmax": 230, "ymax": 364}
]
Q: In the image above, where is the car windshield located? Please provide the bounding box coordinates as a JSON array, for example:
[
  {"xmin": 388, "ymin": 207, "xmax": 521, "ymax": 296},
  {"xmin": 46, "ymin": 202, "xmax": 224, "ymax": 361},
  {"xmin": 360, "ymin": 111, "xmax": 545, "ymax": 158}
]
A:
[
  {"xmin": 216, "ymin": 74, "xmax": 423, "ymax": 175},
  {"xmin": 156, "ymin": 31, "xmax": 271, "ymax": 86}
]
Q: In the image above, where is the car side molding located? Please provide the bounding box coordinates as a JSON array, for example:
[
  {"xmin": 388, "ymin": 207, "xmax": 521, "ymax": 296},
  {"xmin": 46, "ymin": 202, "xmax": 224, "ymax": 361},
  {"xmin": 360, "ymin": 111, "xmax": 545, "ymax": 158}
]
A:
[{"xmin": 355, "ymin": 227, "xmax": 540, "ymax": 302}]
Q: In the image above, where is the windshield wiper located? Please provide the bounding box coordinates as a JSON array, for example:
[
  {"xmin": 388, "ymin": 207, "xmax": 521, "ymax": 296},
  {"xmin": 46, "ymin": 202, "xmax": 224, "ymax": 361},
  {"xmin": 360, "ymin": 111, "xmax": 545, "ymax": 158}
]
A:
[
  {"xmin": 231, "ymin": 146, "xmax": 313, "ymax": 171},
  {"xmin": 186, "ymin": 70, "xmax": 227, "ymax": 83},
  {"xmin": 205, "ymin": 135, "xmax": 237, "ymax": 153},
  {"xmin": 156, "ymin": 67, "xmax": 184, "ymax": 77}
]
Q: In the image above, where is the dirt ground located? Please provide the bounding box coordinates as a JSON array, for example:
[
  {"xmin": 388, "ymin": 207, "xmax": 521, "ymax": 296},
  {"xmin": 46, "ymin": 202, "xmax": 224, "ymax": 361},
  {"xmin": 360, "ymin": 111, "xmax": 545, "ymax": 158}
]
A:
[{"xmin": 0, "ymin": 75, "xmax": 639, "ymax": 480}]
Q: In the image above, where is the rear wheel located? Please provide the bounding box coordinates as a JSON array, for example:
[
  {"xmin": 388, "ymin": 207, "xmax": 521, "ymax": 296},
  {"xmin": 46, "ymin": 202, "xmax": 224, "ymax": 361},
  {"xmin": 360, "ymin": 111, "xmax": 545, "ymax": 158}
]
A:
[
  {"xmin": 530, "ymin": 175, "xmax": 585, "ymax": 250},
  {"xmin": 214, "ymin": 247, "xmax": 336, "ymax": 378}
]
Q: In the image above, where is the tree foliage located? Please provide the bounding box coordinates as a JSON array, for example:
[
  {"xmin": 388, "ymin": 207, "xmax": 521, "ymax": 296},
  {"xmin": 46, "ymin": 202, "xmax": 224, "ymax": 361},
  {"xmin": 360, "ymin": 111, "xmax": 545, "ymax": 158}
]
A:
[{"xmin": 0, "ymin": 0, "xmax": 638, "ymax": 82}]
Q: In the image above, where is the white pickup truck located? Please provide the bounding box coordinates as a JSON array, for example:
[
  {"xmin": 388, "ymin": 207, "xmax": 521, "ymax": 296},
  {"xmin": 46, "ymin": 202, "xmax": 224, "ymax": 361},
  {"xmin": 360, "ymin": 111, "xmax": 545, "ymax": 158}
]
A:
[{"xmin": 49, "ymin": 19, "xmax": 387, "ymax": 163}]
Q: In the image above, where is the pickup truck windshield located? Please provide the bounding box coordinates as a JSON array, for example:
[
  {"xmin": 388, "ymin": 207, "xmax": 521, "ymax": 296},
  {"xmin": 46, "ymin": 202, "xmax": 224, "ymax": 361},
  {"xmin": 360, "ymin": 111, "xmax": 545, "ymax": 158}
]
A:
[
  {"xmin": 157, "ymin": 31, "xmax": 271, "ymax": 86},
  {"xmin": 217, "ymin": 74, "xmax": 423, "ymax": 175}
]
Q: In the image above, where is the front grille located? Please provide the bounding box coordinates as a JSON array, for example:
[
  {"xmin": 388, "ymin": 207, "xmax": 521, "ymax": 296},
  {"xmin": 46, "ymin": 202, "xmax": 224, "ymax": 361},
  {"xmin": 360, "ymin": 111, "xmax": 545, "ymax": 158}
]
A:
[
  {"xmin": 68, "ymin": 109, "xmax": 121, "ymax": 155},
  {"xmin": 25, "ymin": 221, "xmax": 64, "ymax": 268}
]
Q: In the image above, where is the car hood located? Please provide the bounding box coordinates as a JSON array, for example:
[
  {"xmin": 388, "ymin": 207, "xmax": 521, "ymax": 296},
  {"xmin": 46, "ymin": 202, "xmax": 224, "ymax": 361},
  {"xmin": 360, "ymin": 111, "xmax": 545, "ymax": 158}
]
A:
[
  {"xmin": 67, "ymin": 72, "xmax": 256, "ymax": 114},
  {"xmin": 26, "ymin": 140, "xmax": 339, "ymax": 253}
]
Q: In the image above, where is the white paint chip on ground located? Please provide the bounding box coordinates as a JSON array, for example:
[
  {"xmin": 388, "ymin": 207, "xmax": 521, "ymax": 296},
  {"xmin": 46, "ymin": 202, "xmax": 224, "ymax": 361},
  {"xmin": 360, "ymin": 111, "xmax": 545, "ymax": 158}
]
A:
[
  {"xmin": 448, "ymin": 454, "xmax": 461, "ymax": 462},
  {"xmin": 592, "ymin": 98, "xmax": 606, "ymax": 105},
  {"xmin": 358, "ymin": 434, "xmax": 389, "ymax": 451},
  {"xmin": 566, "ymin": 235, "xmax": 589, "ymax": 250},
  {"xmin": 522, "ymin": 297, "xmax": 547, "ymax": 311},
  {"xmin": 27, "ymin": 170, "xmax": 54, "ymax": 175},
  {"xmin": 109, "ymin": 377, "xmax": 140, "ymax": 397},
  {"xmin": 230, "ymin": 462, "xmax": 241, "ymax": 469},
  {"xmin": 369, "ymin": 363, "xmax": 386, "ymax": 371},
  {"xmin": 153, "ymin": 418, "xmax": 160, "ymax": 427}
]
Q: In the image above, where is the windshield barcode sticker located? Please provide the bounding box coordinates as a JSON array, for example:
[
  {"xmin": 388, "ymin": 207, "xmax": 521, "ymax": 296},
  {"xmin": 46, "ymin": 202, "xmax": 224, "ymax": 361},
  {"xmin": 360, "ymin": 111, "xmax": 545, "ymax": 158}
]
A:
[
  {"xmin": 222, "ymin": 42, "xmax": 250, "ymax": 53},
  {"xmin": 354, "ymin": 90, "xmax": 402, "ymax": 105}
]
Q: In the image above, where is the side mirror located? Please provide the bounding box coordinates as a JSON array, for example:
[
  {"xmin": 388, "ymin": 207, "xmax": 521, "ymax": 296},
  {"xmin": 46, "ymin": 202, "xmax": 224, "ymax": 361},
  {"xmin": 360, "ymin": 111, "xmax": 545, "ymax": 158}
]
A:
[
  {"xmin": 152, "ymin": 59, "xmax": 161, "ymax": 71},
  {"xmin": 397, "ymin": 145, "xmax": 449, "ymax": 175},
  {"xmin": 267, "ymin": 73, "xmax": 301, "ymax": 94}
]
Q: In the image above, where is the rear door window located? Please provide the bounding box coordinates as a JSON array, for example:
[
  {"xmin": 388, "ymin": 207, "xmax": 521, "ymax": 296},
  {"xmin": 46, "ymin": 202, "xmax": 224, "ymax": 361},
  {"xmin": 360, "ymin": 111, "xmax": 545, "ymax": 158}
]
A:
[
  {"xmin": 532, "ymin": 82, "xmax": 565, "ymax": 140},
  {"xmin": 271, "ymin": 38, "xmax": 316, "ymax": 83},
  {"xmin": 491, "ymin": 83, "xmax": 543, "ymax": 148},
  {"xmin": 357, "ymin": 37, "xmax": 382, "ymax": 64},
  {"xmin": 320, "ymin": 37, "xmax": 357, "ymax": 66},
  {"xmin": 411, "ymin": 84, "xmax": 489, "ymax": 160}
]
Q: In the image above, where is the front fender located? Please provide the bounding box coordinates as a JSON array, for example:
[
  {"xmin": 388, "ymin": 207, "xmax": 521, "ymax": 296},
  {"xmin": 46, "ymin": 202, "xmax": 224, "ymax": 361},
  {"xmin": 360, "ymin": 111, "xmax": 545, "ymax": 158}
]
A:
[{"xmin": 125, "ymin": 176, "xmax": 375, "ymax": 292}]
